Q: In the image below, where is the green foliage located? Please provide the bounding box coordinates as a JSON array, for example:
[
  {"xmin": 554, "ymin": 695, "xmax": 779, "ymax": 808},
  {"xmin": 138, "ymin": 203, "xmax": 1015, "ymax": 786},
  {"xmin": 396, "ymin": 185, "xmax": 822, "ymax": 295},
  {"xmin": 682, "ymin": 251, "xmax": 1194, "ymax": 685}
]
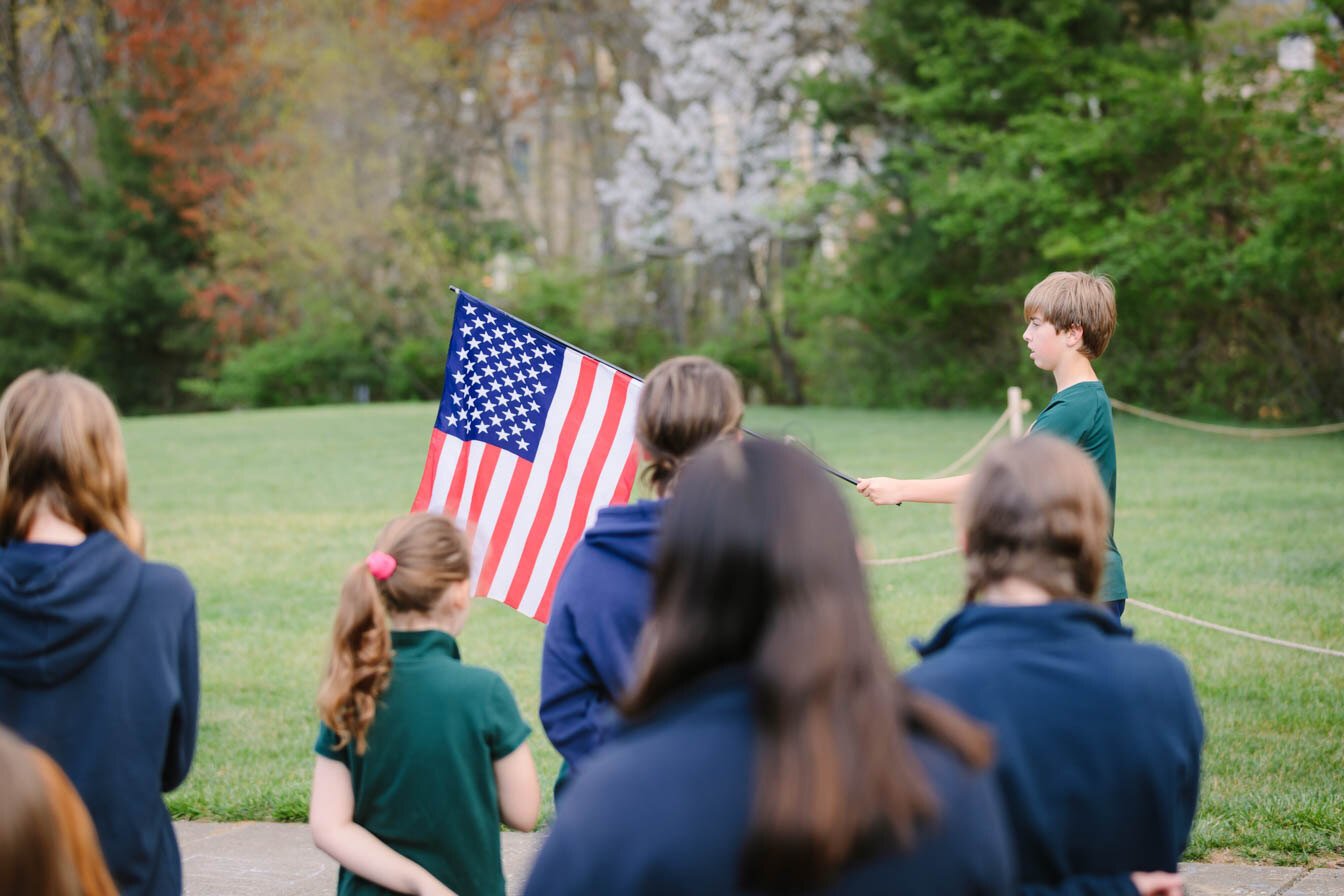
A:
[
  {"xmin": 800, "ymin": 0, "xmax": 1344, "ymax": 419},
  {"xmin": 0, "ymin": 116, "xmax": 208, "ymax": 412}
]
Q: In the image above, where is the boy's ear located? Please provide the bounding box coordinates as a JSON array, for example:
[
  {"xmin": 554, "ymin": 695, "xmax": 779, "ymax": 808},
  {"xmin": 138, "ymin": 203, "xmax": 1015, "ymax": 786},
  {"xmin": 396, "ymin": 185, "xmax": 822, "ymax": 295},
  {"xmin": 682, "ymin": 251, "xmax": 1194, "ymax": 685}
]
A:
[{"xmin": 1066, "ymin": 323, "xmax": 1085, "ymax": 347}]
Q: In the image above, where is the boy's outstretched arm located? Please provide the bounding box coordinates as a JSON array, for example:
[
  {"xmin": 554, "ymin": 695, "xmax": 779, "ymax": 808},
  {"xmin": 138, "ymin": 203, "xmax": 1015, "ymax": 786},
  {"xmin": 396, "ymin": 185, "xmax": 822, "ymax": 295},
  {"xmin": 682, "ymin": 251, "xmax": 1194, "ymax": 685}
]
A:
[{"xmin": 856, "ymin": 474, "xmax": 971, "ymax": 505}]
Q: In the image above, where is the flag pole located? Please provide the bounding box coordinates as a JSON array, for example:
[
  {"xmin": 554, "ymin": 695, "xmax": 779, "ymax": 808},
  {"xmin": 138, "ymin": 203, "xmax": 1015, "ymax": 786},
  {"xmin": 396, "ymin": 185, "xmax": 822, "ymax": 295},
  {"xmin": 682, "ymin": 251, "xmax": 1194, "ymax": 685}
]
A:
[{"xmin": 448, "ymin": 285, "xmax": 860, "ymax": 486}]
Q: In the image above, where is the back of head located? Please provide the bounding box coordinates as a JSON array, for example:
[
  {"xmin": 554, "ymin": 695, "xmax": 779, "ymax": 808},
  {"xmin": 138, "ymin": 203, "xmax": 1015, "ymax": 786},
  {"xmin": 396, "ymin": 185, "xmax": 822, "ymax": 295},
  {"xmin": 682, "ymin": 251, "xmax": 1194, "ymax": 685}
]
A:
[
  {"xmin": 636, "ymin": 356, "xmax": 743, "ymax": 496},
  {"xmin": 1022, "ymin": 271, "xmax": 1117, "ymax": 359},
  {"xmin": 0, "ymin": 727, "xmax": 84, "ymax": 896},
  {"xmin": 0, "ymin": 370, "xmax": 143, "ymax": 553},
  {"xmin": 624, "ymin": 439, "xmax": 988, "ymax": 891},
  {"xmin": 318, "ymin": 513, "xmax": 471, "ymax": 755},
  {"xmin": 958, "ymin": 434, "xmax": 1111, "ymax": 603}
]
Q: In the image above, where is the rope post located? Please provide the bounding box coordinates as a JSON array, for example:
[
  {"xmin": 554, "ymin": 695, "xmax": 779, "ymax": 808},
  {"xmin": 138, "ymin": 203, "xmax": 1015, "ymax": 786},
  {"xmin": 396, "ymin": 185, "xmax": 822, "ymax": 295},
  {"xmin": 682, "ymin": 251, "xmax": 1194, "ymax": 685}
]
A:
[{"xmin": 1008, "ymin": 386, "xmax": 1026, "ymax": 438}]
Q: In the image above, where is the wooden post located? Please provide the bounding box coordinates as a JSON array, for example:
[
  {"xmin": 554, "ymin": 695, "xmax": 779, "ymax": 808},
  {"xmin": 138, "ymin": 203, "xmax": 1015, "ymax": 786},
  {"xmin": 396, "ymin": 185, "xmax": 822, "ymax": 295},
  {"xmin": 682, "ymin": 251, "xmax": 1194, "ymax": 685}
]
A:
[{"xmin": 1008, "ymin": 386, "xmax": 1025, "ymax": 438}]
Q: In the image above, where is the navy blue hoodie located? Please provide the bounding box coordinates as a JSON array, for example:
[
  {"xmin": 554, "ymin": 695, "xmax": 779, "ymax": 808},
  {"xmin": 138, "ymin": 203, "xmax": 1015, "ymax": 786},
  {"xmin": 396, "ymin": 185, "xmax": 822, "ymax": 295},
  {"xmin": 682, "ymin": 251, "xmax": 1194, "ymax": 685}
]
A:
[
  {"xmin": 540, "ymin": 499, "xmax": 661, "ymax": 772},
  {"xmin": 906, "ymin": 603, "xmax": 1203, "ymax": 896},
  {"xmin": 0, "ymin": 532, "xmax": 199, "ymax": 896},
  {"xmin": 525, "ymin": 667, "xmax": 1014, "ymax": 896}
]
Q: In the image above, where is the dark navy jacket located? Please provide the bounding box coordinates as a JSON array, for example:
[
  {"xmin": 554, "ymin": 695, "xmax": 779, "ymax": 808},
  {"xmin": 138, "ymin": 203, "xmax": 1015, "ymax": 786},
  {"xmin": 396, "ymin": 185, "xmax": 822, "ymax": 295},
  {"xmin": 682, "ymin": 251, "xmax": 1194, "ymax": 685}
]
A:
[
  {"xmin": 525, "ymin": 668, "xmax": 1014, "ymax": 896},
  {"xmin": 540, "ymin": 499, "xmax": 661, "ymax": 771},
  {"xmin": 0, "ymin": 532, "xmax": 199, "ymax": 896},
  {"xmin": 906, "ymin": 603, "xmax": 1203, "ymax": 896}
]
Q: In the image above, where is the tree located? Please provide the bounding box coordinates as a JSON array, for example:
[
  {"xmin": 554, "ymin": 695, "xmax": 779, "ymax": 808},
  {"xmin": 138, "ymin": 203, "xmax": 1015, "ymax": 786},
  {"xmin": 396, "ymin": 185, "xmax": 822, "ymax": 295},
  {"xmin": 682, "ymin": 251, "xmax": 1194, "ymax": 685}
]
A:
[
  {"xmin": 0, "ymin": 115, "xmax": 207, "ymax": 411},
  {"xmin": 108, "ymin": 0, "xmax": 268, "ymax": 239},
  {"xmin": 600, "ymin": 0, "xmax": 869, "ymax": 402},
  {"xmin": 807, "ymin": 0, "xmax": 1343, "ymax": 419}
]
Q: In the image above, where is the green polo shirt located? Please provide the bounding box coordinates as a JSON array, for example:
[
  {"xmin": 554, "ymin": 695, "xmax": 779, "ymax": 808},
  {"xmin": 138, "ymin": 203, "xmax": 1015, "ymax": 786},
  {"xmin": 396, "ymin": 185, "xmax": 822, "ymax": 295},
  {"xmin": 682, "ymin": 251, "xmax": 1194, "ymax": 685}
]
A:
[
  {"xmin": 1030, "ymin": 380, "xmax": 1129, "ymax": 602},
  {"xmin": 315, "ymin": 630, "xmax": 531, "ymax": 896}
]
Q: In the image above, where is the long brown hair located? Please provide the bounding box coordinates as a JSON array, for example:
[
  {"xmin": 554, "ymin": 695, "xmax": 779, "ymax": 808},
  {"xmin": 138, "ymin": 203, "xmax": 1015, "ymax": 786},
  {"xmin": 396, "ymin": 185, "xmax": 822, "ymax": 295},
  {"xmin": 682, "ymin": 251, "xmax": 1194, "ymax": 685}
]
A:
[
  {"xmin": 0, "ymin": 727, "xmax": 116, "ymax": 896},
  {"xmin": 622, "ymin": 439, "xmax": 992, "ymax": 891},
  {"xmin": 958, "ymin": 434, "xmax": 1111, "ymax": 604},
  {"xmin": 636, "ymin": 355, "xmax": 743, "ymax": 496},
  {"xmin": 0, "ymin": 370, "xmax": 144, "ymax": 554},
  {"xmin": 317, "ymin": 513, "xmax": 471, "ymax": 754}
]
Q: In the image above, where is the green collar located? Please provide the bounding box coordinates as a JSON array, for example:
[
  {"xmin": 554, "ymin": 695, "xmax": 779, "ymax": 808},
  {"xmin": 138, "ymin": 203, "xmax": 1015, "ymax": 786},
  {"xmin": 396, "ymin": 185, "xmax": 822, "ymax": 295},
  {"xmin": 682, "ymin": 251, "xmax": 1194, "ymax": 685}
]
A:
[{"xmin": 389, "ymin": 628, "xmax": 461, "ymax": 661}]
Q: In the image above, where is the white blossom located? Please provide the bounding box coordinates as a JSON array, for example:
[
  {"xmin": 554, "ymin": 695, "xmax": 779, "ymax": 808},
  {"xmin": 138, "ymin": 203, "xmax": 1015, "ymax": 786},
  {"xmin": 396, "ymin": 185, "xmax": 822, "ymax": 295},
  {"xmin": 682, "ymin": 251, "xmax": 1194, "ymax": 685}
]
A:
[{"xmin": 599, "ymin": 0, "xmax": 870, "ymax": 260}]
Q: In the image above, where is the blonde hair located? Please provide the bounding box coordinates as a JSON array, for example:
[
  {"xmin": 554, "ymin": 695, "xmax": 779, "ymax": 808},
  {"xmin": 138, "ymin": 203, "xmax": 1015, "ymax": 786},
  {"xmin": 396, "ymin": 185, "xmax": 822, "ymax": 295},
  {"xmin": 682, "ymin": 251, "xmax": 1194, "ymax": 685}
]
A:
[
  {"xmin": 957, "ymin": 435, "xmax": 1111, "ymax": 604},
  {"xmin": 636, "ymin": 356, "xmax": 743, "ymax": 496},
  {"xmin": 317, "ymin": 514, "xmax": 471, "ymax": 755},
  {"xmin": 0, "ymin": 370, "xmax": 144, "ymax": 554},
  {"xmin": 0, "ymin": 727, "xmax": 117, "ymax": 896},
  {"xmin": 1022, "ymin": 271, "xmax": 1117, "ymax": 359}
]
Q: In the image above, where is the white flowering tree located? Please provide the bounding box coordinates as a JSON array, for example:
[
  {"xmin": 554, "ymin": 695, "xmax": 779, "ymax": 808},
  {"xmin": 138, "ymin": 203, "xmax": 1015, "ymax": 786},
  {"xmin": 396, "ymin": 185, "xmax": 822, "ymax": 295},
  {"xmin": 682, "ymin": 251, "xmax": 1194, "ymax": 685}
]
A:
[{"xmin": 599, "ymin": 0, "xmax": 870, "ymax": 400}]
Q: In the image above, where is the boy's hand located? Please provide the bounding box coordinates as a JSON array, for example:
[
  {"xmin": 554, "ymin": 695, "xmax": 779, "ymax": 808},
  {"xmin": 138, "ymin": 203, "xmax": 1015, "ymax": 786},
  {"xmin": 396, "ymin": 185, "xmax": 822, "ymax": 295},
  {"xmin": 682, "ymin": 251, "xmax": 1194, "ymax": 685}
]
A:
[{"xmin": 856, "ymin": 477, "xmax": 904, "ymax": 506}]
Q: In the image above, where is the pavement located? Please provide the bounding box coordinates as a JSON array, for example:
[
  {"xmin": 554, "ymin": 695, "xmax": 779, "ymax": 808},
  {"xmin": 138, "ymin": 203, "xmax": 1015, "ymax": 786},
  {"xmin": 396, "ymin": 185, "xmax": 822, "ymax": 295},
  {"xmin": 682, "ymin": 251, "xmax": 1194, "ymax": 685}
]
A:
[{"xmin": 176, "ymin": 821, "xmax": 1344, "ymax": 895}]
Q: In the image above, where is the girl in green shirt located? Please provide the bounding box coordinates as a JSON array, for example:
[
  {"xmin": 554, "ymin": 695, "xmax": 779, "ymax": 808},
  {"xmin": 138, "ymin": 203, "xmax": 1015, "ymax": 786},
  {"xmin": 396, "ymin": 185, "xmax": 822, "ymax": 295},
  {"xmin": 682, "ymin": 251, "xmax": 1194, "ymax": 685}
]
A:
[{"xmin": 310, "ymin": 514, "xmax": 539, "ymax": 896}]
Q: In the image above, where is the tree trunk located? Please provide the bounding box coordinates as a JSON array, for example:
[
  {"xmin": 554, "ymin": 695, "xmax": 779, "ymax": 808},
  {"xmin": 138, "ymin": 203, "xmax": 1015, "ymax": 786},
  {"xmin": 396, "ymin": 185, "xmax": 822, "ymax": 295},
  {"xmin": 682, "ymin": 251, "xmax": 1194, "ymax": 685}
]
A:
[
  {"xmin": 748, "ymin": 242, "xmax": 804, "ymax": 405},
  {"xmin": 0, "ymin": 0, "xmax": 82, "ymax": 207}
]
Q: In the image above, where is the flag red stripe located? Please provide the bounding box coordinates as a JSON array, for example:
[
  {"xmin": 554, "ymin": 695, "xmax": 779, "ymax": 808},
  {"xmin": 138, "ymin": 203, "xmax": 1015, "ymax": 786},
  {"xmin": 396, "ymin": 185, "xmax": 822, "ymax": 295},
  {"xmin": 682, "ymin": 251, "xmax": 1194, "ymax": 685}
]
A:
[
  {"xmin": 442, "ymin": 440, "xmax": 473, "ymax": 520},
  {"xmin": 503, "ymin": 357, "xmax": 600, "ymax": 609},
  {"xmin": 466, "ymin": 444, "xmax": 501, "ymax": 528},
  {"xmin": 609, "ymin": 443, "xmax": 642, "ymax": 507},
  {"xmin": 533, "ymin": 374, "xmax": 635, "ymax": 623},
  {"xmin": 411, "ymin": 429, "xmax": 447, "ymax": 512},
  {"xmin": 474, "ymin": 458, "xmax": 535, "ymax": 600}
]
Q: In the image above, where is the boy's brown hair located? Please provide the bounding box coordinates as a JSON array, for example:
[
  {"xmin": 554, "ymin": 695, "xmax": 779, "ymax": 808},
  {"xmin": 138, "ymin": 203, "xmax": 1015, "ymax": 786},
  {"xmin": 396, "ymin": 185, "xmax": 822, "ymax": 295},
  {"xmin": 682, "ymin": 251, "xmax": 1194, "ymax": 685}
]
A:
[{"xmin": 1023, "ymin": 271, "xmax": 1117, "ymax": 359}]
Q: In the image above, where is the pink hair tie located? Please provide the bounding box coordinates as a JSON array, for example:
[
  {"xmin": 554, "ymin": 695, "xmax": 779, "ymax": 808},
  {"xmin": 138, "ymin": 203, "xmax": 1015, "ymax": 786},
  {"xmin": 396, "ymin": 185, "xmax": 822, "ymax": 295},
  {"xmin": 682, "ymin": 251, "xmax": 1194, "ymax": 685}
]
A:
[{"xmin": 365, "ymin": 551, "xmax": 397, "ymax": 581}]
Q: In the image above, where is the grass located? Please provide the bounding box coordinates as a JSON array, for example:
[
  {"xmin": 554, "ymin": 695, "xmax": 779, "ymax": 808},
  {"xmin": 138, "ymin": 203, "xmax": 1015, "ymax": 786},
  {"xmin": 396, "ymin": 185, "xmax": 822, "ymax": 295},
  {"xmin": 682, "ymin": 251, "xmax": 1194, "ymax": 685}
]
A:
[{"xmin": 124, "ymin": 402, "xmax": 1344, "ymax": 864}]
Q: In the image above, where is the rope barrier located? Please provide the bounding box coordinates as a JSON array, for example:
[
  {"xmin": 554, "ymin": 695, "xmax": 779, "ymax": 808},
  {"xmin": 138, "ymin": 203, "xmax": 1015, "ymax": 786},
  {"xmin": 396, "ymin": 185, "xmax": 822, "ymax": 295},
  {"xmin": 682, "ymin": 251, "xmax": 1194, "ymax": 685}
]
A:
[
  {"xmin": 865, "ymin": 547, "xmax": 961, "ymax": 566},
  {"xmin": 925, "ymin": 408, "xmax": 1012, "ymax": 478},
  {"xmin": 1110, "ymin": 399, "xmax": 1344, "ymax": 438},
  {"xmin": 858, "ymin": 556, "xmax": 1344, "ymax": 656},
  {"xmin": 858, "ymin": 388, "xmax": 1341, "ymax": 655},
  {"xmin": 1128, "ymin": 599, "xmax": 1344, "ymax": 658}
]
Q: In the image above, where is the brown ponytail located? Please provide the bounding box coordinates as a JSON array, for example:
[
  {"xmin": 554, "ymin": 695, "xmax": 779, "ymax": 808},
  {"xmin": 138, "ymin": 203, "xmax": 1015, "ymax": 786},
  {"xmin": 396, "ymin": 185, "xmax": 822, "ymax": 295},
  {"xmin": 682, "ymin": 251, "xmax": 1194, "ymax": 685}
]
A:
[
  {"xmin": 636, "ymin": 356, "xmax": 743, "ymax": 497},
  {"xmin": 317, "ymin": 514, "xmax": 471, "ymax": 754}
]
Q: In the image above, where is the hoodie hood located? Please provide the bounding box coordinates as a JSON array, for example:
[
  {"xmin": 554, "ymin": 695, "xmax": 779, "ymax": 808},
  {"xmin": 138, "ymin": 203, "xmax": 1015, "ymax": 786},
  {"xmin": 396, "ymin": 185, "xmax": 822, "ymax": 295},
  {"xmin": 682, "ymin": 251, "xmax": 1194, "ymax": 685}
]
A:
[
  {"xmin": 581, "ymin": 499, "xmax": 664, "ymax": 570},
  {"xmin": 912, "ymin": 600, "xmax": 1132, "ymax": 659},
  {"xmin": 0, "ymin": 531, "xmax": 142, "ymax": 686}
]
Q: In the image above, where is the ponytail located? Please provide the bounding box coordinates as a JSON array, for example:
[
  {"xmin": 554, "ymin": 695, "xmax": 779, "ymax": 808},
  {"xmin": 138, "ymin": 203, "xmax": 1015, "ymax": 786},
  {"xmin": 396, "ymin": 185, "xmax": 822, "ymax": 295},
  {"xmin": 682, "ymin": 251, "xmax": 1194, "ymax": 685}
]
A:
[
  {"xmin": 317, "ymin": 565, "xmax": 393, "ymax": 755},
  {"xmin": 316, "ymin": 513, "xmax": 471, "ymax": 755}
]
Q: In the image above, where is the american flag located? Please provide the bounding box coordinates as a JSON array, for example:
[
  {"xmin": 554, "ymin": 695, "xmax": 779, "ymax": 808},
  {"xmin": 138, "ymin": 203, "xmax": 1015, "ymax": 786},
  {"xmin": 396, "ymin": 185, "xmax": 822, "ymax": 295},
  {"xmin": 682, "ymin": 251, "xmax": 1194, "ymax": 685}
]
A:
[{"xmin": 411, "ymin": 290, "xmax": 643, "ymax": 622}]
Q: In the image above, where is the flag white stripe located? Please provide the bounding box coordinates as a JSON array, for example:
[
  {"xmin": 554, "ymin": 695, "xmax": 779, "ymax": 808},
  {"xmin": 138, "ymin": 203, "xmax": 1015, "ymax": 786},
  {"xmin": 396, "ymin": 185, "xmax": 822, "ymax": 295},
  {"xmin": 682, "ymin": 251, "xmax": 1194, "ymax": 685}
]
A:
[
  {"xmin": 454, "ymin": 440, "xmax": 486, "ymax": 528},
  {"xmin": 590, "ymin": 379, "xmax": 643, "ymax": 504},
  {"xmin": 427, "ymin": 435, "xmax": 466, "ymax": 514},
  {"xmin": 469, "ymin": 450, "xmax": 518, "ymax": 594},
  {"xmin": 515, "ymin": 364, "xmax": 618, "ymax": 616},
  {"xmin": 486, "ymin": 350, "xmax": 586, "ymax": 599}
]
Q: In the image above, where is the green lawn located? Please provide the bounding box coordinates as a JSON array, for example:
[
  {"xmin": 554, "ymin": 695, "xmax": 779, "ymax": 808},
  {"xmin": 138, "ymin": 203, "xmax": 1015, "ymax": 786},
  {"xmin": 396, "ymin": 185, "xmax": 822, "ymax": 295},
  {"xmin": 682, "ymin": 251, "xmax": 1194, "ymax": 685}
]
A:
[{"xmin": 125, "ymin": 402, "xmax": 1344, "ymax": 863}]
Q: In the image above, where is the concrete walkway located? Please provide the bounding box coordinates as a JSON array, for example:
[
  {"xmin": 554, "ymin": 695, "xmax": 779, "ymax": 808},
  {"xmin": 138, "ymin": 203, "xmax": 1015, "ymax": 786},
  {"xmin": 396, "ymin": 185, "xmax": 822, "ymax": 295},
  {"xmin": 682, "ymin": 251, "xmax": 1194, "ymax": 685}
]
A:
[{"xmin": 176, "ymin": 821, "xmax": 1344, "ymax": 895}]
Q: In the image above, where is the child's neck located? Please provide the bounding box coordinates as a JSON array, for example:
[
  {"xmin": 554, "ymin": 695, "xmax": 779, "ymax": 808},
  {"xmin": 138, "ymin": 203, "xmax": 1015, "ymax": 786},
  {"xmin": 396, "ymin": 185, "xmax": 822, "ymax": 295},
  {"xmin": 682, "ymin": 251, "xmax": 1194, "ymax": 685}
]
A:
[
  {"xmin": 977, "ymin": 577, "xmax": 1051, "ymax": 606},
  {"xmin": 390, "ymin": 610, "xmax": 464, "ymax": 637},
  {"xmin": 24, "ymin": 508, "xmax": 86, "ymax": 545},
  {"xmin": 1052, "ymin": 352, "xmax": 1099, "ymax": 392}
]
